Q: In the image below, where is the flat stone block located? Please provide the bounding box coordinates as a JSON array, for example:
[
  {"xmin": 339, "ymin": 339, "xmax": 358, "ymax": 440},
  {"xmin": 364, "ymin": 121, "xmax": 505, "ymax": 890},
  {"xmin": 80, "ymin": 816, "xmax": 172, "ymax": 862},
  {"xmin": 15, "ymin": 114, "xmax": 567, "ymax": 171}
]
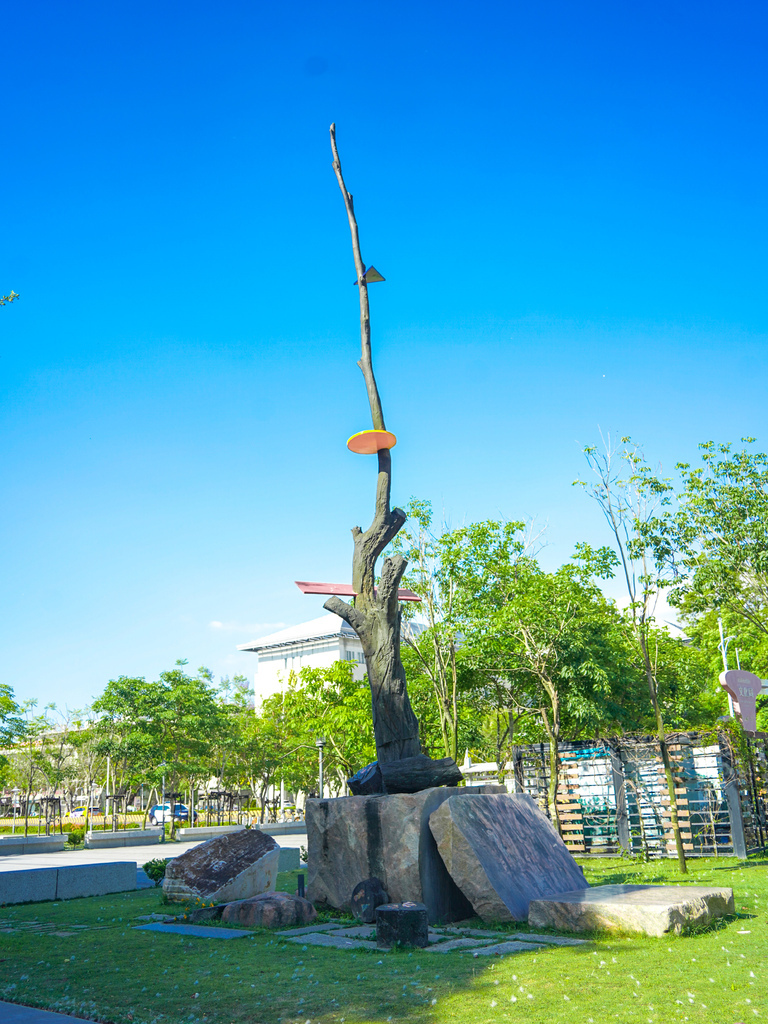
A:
[
  {"xmin": 528, "ymin": 884, "xmax": 735, "ymax": 937},
  {"xmin": 134, "ymin": 922, "xmax": 252, "ymax": 939},
  {"xmin": 335, "ymin": 924, "xmax": 376, "ymax": 938},
  {"xmin": 306, "ymin": 784, "xmax": 504, "ymax": 923},
  {"xmin": 85, "ymin": 829, "xmax": 160, "ymax": 848},
  {"xmin": 0, "ymin": 868, "xmax": 57, "ymax": 905},
  {"xmin": 428, "ymin": 793, "xmax": 588, "ymax": 922},
  {"xmin": 426, "ymin": 937, "xmax": 495, "ymax": 952},
  {"xmin": 0, "ymin": 836, "xmax": 66, "ymax": 856},
  {"xmin": 278, "ymin": 847, "xmax": 300, "ymax": 871},
  {"xmin": 473, "ymin": 940, "xmax": 547, "ymax": 956},
  {"xmin": 55, "ymin": 862, "xmax": 136, "ymax": 899},
  {"xmin": 275, "ymin": 923, "xmax": 343, "ymax": 937},
  {"xmin": 511, "ymin": 931, "xmax": 590, "ymax": 946},
  {"xmin": 285, "ymin": 931, "xmax": 378, "ymax": 950}
]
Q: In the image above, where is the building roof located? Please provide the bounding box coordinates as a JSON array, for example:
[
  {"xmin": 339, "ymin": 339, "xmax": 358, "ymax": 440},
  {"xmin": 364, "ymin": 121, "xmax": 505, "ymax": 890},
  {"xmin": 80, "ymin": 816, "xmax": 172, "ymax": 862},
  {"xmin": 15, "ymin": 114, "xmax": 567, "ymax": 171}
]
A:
[{"xmin": 237, "ymin": 613, "xmax": 358, "ymax": 653}]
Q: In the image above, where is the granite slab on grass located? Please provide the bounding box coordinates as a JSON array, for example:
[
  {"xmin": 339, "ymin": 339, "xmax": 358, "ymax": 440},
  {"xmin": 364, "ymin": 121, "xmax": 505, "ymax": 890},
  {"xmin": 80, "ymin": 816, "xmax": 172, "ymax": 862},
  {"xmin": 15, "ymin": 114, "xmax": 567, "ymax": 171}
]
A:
[
  {"xmin": 284, "ymin": 931, "xmax": 379, "ymax": 950},
  {"xmin": 473, "ymin": 940, "xmax": 548, "ymax": 956},
  {"xmin": 275, "ymin": 923, "xmax": 344, "ymax": 937},
  {"xmin": 528, "ymin": 884, "xmax": 735, "ymax": 937},
  {"xmin": 134, "ymin": 922, "xmax": 253, "ymax": 939},
  {"xmin": 426, "ymin": 937, "xmax": 496, "ymax": 952}
]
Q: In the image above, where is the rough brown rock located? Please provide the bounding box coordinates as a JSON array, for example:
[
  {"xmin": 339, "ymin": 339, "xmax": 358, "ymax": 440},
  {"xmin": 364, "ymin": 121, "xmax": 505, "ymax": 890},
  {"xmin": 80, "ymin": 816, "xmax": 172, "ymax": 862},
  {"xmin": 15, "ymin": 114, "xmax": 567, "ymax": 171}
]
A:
[
  {"xmin": 306, "ymin": 785, "xmax": 504, "ymax": 923},
  {"xmin": 163, "ymin": 828, "xmax": 279, "ymax": 903},
  {"xmin": 221, "ymin": 891, "xmax": 317, "ymax": 928},
  {"xmin": 428, "ymin": 793, "xmax": 588, "ymax": 922}
]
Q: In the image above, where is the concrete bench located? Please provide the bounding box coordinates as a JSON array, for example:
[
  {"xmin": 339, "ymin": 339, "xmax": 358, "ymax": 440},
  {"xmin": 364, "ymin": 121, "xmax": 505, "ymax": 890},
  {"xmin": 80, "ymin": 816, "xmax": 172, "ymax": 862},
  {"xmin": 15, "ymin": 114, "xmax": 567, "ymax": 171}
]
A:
[
  {"xmin": 0, "ymin": 834, "xmax": 67, "ymax": 856},
  {"xmin": 176, "ymin": 825, "xmax": 242, "ymax": 841},
  {"xmin": 0, "ymin": 861, "xmax": 137, "ymax": 905},
  {"xmin": 85, "ymin": 829, "xmax": 161, "ymax": 849}
]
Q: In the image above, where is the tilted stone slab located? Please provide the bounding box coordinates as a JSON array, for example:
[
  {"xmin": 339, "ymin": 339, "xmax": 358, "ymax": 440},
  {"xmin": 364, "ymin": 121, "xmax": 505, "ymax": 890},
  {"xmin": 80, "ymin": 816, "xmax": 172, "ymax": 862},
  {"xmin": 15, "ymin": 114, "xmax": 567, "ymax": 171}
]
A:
[
  {"xmin": 306, "ymin": 785, "xmax": 504, "ymax": 923},
  {"xmin": 163, "ymin": 828, "xmax": 279, "ymax": 903},
  {"xmin": 428, "ymin": 794, "xmax": 588, "ymax": 922},
  {"xmin": 527, "ymin": 884, "xmax": 735, "ymax": 937}
]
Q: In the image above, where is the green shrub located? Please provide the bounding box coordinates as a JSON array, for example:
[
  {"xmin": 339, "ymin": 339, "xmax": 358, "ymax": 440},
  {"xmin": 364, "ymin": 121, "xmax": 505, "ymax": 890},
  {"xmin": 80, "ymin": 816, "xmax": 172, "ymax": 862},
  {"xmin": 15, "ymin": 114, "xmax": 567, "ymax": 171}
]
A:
[
  {"xmin": 143, "ymin": 857, "xmax": 170, "ymax": 886},
  {"xmin": 67, "ymin": 827, "xmax": 85, "ymax": 846}
]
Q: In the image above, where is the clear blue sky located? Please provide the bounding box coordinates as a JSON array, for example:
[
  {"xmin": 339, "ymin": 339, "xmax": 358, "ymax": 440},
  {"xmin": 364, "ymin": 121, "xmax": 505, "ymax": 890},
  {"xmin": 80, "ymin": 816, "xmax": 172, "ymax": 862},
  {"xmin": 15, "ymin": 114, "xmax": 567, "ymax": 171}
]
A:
[{"xmin": 2, "ymin": 1, "xmax": 766, "ymax": 710}]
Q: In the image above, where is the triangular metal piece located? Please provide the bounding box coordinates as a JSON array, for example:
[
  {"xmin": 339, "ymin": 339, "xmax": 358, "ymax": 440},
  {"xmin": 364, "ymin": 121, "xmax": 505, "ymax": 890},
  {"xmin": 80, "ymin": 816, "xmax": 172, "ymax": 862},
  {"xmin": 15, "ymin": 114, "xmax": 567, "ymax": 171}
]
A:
[{"xmin": 353, "ymin": 265, "xmax": 386, "ymax": 285}]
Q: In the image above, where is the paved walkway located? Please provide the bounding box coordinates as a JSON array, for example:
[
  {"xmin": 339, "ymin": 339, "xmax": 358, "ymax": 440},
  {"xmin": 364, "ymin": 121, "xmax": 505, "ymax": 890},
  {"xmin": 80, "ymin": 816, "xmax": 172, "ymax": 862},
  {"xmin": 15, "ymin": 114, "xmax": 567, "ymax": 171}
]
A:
[
  {"xmin": 0, "ymin": 831, "xmax": 306, "ymax": 873},
  {"xmin": 0, "ymin": 1002, "xmax": 82, "ymax": 1022}
]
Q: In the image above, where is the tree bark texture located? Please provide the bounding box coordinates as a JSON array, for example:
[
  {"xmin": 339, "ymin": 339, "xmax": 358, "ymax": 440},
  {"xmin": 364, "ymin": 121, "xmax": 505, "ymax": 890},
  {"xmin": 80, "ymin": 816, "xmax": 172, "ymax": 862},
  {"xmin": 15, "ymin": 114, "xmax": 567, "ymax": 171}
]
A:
[{"xmin": 324, "ymin": 124, "xmax": 421, "ymax": 764}]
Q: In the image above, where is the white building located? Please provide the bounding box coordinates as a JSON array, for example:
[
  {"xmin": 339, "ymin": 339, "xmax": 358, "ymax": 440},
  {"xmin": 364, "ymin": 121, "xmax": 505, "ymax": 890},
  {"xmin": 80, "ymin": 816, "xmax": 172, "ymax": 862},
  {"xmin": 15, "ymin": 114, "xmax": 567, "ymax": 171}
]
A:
[{"xmin": 238, "ymin": 613, "xmax": 366, "ymax": 703}]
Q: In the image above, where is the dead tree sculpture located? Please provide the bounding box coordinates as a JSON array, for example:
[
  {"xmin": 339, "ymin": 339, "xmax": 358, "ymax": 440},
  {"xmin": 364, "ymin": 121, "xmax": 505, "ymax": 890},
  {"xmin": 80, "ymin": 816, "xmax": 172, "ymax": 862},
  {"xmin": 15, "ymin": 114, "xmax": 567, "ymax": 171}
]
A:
[{"xmin": 322, "ymin": 124, "xmax": 423, "ymax": 766}]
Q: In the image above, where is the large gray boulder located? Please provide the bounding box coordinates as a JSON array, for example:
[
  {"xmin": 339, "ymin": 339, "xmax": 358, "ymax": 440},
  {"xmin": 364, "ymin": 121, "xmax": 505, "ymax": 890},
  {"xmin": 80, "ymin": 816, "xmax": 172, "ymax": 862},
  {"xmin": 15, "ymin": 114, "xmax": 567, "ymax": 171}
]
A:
[
  {"xmin": 306, "ymin": 785, "xmax": 504, "ymax": 923},
  {"xmin": 428, "ymin": 793, "xmax": 588, "ymax": 922},
  {"xmin": 163, "ymin": 828, "xmax": 279, "ymax": 903}
]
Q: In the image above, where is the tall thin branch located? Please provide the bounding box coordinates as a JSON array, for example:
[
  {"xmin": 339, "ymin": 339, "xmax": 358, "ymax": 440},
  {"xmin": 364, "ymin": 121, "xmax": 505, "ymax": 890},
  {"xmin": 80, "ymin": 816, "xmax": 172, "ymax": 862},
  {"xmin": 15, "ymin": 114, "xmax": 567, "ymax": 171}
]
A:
[{"xmin": 330, "ymin": 123, "xmax": 385, "ymax": 431}]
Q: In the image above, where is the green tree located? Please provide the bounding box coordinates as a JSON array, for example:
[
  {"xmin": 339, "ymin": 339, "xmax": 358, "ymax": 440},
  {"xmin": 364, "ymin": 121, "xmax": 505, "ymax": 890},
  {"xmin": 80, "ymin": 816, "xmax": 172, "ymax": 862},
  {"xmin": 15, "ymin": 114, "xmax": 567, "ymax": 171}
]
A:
[
  {"xmin": 392, "ymin": 501, "xmax": 527, "ymax": 761},
  {"xmin": 462, "ymin": 551, "xmax": 633, "ymax": 832},
  {"xmin": 672, "ymin": 440, "xmax": 768, "ymax": 645},
  {"xmin": 577, "ymin": 436, "xmax": 689, "ymax": 872}
]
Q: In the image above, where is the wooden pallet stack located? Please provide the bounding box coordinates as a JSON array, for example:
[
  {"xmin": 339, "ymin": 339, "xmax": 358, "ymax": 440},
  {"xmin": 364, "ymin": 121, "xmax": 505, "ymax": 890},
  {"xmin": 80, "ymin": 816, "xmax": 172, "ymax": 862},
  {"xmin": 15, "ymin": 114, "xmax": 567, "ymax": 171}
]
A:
[{"xmin": 556, "ymin": 764, "xmax": 585, "ymax": 853}]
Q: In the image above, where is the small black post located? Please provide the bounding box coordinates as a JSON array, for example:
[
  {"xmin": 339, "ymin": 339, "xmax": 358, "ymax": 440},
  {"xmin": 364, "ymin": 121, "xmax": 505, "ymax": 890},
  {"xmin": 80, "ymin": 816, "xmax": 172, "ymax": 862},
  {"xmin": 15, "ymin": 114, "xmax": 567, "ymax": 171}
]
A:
[{"xmin": 297, "ymin": 873, "xmax": 305, "ymax": 899}]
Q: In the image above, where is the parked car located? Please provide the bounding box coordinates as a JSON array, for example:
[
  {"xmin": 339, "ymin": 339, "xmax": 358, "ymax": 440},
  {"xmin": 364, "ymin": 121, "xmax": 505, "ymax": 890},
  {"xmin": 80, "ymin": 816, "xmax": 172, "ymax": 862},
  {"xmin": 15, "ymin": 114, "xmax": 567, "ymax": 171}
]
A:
[
  {"xmin": 148, "ymin": 803, "xmax": 198, "ymax": 825},
  {"xmin": 67, "ymin": 806, "xmax": 101, "ymax": 817}
]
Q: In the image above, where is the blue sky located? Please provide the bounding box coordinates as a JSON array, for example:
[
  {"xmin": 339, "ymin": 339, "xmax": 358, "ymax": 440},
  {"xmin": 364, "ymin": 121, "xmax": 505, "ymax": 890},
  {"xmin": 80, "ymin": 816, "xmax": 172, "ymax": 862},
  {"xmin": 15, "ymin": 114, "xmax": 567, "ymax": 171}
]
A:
[{"xmin": 2, "ymin": 1, "xmax": 767, "ymax": 709}]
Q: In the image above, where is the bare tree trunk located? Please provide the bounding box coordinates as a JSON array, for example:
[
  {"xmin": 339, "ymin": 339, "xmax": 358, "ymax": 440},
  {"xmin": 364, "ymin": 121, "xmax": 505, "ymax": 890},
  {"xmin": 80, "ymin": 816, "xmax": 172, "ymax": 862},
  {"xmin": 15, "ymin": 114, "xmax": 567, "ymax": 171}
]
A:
[
  {"xmin": 539, "ymin": 702, "xmax": 561, "ymax": 836},
  {"xmin": 323, "ymin": 124, "xmax": 421, "ymax": 765},
  {"xmin": 639, "ymin": 633, "xmax": 687, "ymax": 873}
]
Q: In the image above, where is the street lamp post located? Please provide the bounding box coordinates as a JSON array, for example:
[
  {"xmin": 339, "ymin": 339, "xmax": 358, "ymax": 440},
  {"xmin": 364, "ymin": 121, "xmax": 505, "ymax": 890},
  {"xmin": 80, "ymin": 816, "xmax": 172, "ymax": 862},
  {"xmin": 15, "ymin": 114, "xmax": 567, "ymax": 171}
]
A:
[
  {"xmin": 11, "ymin": 788, "xmax": 19, "ymax": 835},
  {"xmin": 315, "ymin": 738, "xmax": 326, "ymax": 799}
]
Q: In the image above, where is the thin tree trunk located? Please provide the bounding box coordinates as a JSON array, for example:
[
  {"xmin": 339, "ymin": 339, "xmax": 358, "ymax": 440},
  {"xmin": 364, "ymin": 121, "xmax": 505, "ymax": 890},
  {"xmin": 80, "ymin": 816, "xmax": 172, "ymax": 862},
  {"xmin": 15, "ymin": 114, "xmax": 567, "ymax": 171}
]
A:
[
  {"xmin": 324, "ymin": 124, "xmax": 420, "ymax": 764},
  {"xmin": 639, "ymin": 632, "xmax": 687, "ymax": 873},
  {"xmin": 539, "ymin": 704, "xmax": 561, "ymax": 836}
]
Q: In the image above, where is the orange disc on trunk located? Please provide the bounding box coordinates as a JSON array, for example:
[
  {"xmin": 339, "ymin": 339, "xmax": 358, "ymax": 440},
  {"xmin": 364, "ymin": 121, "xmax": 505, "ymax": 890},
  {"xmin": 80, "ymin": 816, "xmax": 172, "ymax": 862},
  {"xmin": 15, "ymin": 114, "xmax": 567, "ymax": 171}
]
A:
[{"xmin": 347, "ymin": 429, "xmax": 397, "ymax": 454}]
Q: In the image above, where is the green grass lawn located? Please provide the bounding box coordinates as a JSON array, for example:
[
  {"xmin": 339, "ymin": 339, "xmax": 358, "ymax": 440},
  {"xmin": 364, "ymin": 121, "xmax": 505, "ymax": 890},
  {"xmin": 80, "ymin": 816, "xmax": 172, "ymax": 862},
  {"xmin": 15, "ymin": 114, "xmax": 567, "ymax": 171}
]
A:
[{"xmin": 0, "ymin": 858, "xmax": 765, "ymax": 1024}]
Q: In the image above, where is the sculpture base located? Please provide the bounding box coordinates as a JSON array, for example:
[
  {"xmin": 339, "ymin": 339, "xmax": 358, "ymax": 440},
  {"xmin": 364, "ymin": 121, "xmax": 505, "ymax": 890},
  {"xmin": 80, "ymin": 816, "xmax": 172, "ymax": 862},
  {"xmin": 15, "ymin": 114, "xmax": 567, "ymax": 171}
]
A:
[{"xmin": 305, "ymin": 785, "xmax": 504, "ymax": 924}]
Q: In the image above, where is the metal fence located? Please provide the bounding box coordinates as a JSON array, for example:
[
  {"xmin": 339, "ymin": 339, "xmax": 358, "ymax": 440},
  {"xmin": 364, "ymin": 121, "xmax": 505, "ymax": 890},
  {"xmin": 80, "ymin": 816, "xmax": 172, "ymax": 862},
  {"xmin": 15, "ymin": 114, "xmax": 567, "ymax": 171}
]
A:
[{"xmin": 466, "ymin": 731, "xmax": 768, "ymax": 859}]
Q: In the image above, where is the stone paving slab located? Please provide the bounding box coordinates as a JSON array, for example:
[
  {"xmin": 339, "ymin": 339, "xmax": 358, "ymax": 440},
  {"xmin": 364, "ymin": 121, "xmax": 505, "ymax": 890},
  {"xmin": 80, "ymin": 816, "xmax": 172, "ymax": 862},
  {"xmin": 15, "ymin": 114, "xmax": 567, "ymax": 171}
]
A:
[
  {"xmin": 0, "ymin": 1002, "xmax": 82, "ymax": 1022},
  {"xmin": 334, "ymin": 925, "xmax": 376, "ymax": 938},
  {"xmin": 134, "ymin": 922, "xmax": 252, "ymax": 939},
  {"xmin": 285, "ymin": 931, "xmax": 379, "ymax": 950},
  {"xmin": 426, "ymin": 937, "xmax": 496, "ymax": 952},
  {"xmin": 444, "ymin": 926, "xmax": 508, "ymax": 938},
  {"xmin": 444, "ymin": 925, "xmax": 589, "ymax": 946},
  {"xmin": 511, "ymin": 931, "xmax": 590, "ymax": 946},
  {"xmin": 528, "ymin": 884, "xmax": 735, "ymax": 937},
  {"xmin": 275, "ymin": 922, "xmax": 343, "ymax": 937},
  {"xmin": 473, "ymin": 940, "xmax": 548, "ymax": 956}
]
